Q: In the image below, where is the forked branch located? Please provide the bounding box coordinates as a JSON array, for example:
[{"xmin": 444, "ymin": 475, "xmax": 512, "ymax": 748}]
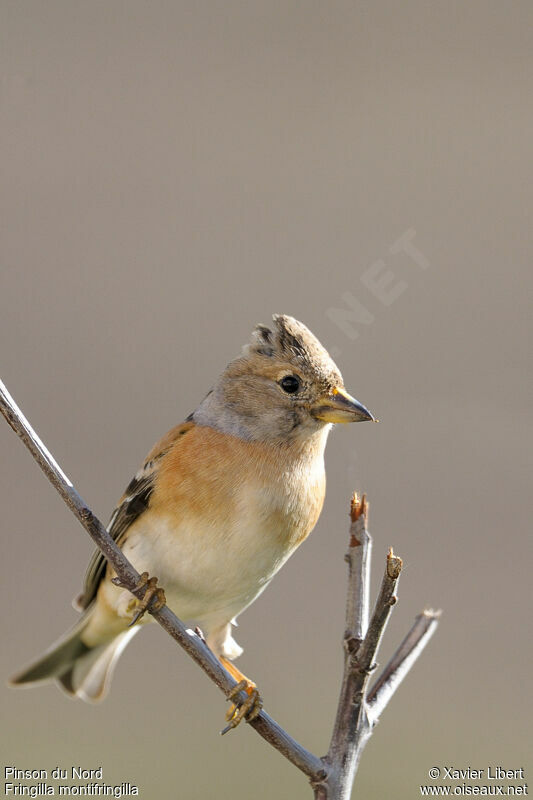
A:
[{"xmin": 1, "ymin": 378, "xmax": 440, "ymax": 799}]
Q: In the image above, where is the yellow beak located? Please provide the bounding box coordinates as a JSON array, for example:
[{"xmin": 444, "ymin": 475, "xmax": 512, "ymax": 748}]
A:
[{"xmin": 311, "ymin": 386, "xmax": 376, "ymax": 424}]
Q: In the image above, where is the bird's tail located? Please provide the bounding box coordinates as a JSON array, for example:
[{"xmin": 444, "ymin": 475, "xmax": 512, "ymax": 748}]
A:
[{"xmin": 9, "ymin": 607, "xmax": 140, "ymax": 703}]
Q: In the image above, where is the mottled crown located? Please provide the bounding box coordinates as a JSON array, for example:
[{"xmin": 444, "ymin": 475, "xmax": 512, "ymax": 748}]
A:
[{"xmin": 245, "ymin": 314, "xmax": 343, "ymax": 387}]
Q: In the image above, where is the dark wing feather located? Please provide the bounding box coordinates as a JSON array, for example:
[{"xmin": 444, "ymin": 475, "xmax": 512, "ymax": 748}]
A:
[
  {"xmin": 74, "ymin": 420, "xmax": 194, "ymax": 611},
  {"xmin": 76, "ymin": 469, "xmax": 155, "ymax": 610}
]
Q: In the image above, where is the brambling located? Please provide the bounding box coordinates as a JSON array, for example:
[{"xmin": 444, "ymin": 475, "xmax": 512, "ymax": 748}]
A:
[{"xmin": 11, "ymin": 314, "xmax": 375, "ymax": 728}]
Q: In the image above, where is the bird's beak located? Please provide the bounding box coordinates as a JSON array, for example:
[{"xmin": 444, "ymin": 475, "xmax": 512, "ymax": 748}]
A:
[{"xmin": 311, "ymin": 386, "xmax": 376, "ymax": 424}]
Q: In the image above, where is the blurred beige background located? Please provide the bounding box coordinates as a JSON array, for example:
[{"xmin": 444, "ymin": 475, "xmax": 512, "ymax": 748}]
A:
[{"xmin": 1, "ymin": 2, "xmax": 531, "ymax": 798}]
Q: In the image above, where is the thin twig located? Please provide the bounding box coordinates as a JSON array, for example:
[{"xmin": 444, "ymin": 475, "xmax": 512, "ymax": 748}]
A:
[
  {"xmin": 0, "ymin": 379, "xmax": 324, "ymax": 782},
  {"xmin": 353, "ymin": 546, "xmax": 403, "ymax": 679},
  {"xmin": 345, "ymin": 492, "xmax": 372, "ymax": 644},
  {"xmin": 368, "ymin": 609, "xmax": 441, "ymax": 725},
  {"xmin": 322, "ymin": 494, "xmax": 380, "ymax": 799}
]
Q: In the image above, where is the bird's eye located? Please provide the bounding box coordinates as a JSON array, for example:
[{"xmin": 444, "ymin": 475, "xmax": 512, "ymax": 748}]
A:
[{"xmin": 279, "ymin": 375, "xmax": 301, "ymax": 394}]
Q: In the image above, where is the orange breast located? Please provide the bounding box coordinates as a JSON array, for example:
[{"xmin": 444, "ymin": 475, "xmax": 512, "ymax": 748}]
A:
[{"xmin": 152, "ymin": 423, "xmax": 326, "ymax": 550}]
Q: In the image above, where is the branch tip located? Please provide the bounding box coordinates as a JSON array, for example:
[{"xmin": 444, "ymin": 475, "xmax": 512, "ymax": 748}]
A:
[
  {"xmin": 350, "ymin": 491, "xmax": 367, "ymax": 523},
  {"xmin": 421, "ymin": 608, "xmax": 442, "ymax": 620},
  {"xmin": 386, "ymin": 547, "xmax": 403, "ymax": 578}
]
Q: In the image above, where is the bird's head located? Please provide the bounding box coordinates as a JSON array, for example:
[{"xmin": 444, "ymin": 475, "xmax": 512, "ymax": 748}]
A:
[{"xmin": 196, "ymin": 314, "xmax": 376, "ymax": 443}]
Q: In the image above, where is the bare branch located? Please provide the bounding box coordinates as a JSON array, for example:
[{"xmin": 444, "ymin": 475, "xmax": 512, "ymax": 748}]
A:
[
  {"xmin": 367, "ymin": 609, "xmax": 441, "ymax": 725},
  {"xmin": 354, "ymin": 546, "xmax": 403, "ymax": 678},
  {"xmin": 316, "ymin": 512, "xmax": 441, "ymax": 800},
  {"xmin": 322, "ymin": 496, "xmax": 371, "ymax": 796},
  {"xmin": 344, "ymin": 492, "xmax": 372, "ymax": 644},
  {"xmin": 0, "ymin": 379, "xmax": 324, "ymax": 782}
]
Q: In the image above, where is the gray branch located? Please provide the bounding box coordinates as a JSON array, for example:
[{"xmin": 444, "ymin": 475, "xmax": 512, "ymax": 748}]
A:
[
  {"xmin": 367, "ymin": 609, "xmax": 441, "ymax": 725},
  {"xmin": 314, "ymin": 496, "xmax": 441, "ymax": 799},
  {"xmin": 344, "ymin": 493, "xmax": 372, "ymax": 644},
  {"xmin": 1, "ymin": 378, "xmax": 440, "ymax": 798}
]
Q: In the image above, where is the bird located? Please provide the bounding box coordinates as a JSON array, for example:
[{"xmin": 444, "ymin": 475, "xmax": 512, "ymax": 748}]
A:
[{"xmin": 10, "ymin": 314, "xmax": 375, "ymax": 730}]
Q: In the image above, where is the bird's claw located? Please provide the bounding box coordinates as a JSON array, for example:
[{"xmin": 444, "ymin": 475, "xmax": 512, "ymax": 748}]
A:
[
  {"xmin": 111, "ymin": 571, "xmax": 166, "ymax": 626},
  {"xmin": 221, "ymin": 679, "xmax": 263, "ymax": 735}
]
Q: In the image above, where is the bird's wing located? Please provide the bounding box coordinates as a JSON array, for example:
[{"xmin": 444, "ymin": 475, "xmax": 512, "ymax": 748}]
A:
[{"xmin": 76, "ymin": 419, "xmax": 195, "ymax": 610}]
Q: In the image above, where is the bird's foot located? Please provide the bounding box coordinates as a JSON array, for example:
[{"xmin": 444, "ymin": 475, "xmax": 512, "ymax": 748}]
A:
[
  {"xmin": 111, "ymin": 571, "xmax": 166, "ymax": 626},
  {"xmin": 221, "ymin": 679, "xmax": 263, "ymax": 735}
]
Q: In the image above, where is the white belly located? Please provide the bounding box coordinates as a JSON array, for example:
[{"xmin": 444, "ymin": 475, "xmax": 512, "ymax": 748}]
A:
[
  {"xmin": 99, "ymin": 432, "xmax": 327, "ymax": 643},
  {"xmin": 119, "ymin": 501, "xmax": 300, "ymax": 631}
]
